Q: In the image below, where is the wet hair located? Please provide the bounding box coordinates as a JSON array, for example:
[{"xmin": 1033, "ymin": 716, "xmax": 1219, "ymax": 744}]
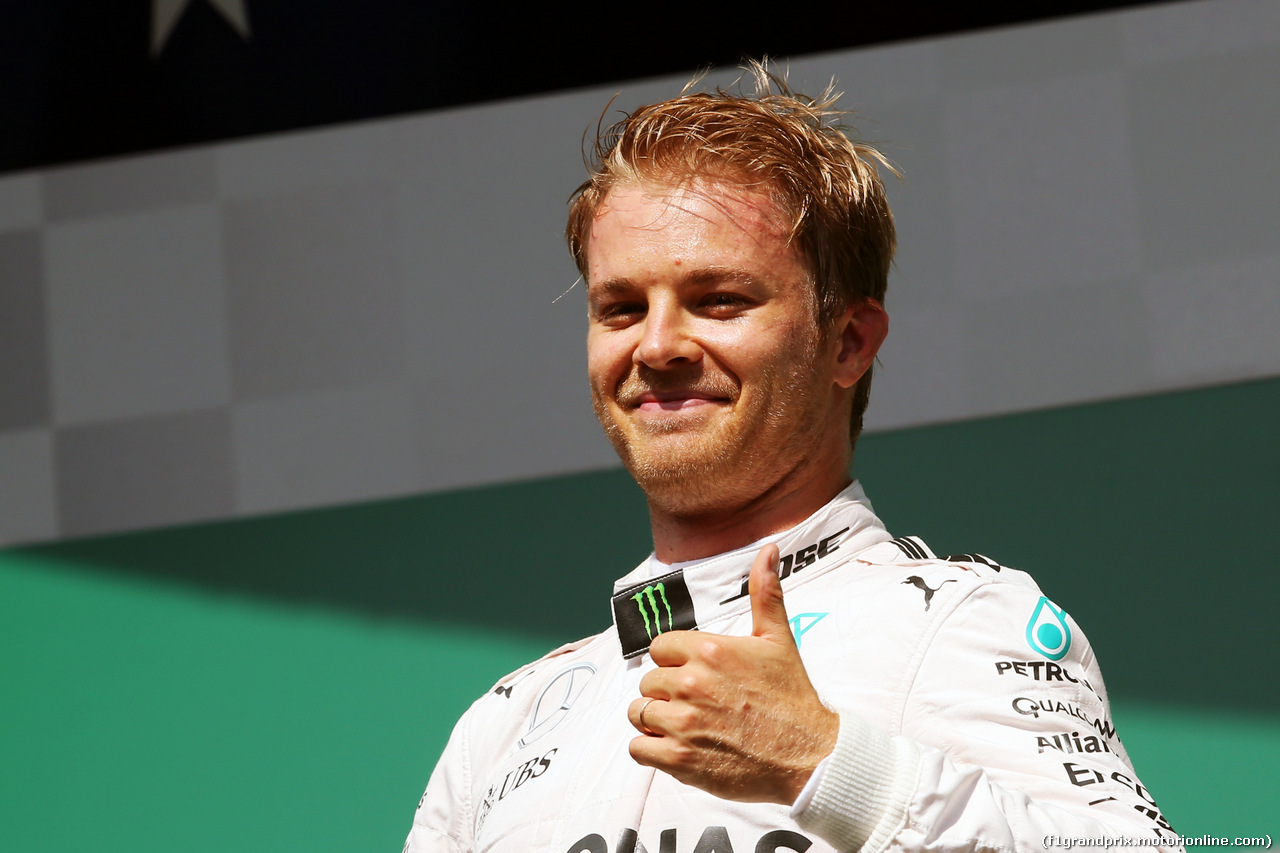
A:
[{"xmin": 566, "ymin": 60, "xmax": 898, "ymax": 445}]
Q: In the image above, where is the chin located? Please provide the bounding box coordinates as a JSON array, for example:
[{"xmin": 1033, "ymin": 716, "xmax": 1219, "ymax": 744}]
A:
[{"xmin": 618, "ymin": 437, "xmax": 752, "ymax": 515}]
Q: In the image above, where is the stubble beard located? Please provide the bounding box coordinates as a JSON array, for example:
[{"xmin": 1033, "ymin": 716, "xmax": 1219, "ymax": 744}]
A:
[{"xmin": 592, "ymin": 336, "xmax": 829, "ymax": 518}]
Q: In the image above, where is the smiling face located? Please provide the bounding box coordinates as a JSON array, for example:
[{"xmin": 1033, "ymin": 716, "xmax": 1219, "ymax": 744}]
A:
[{"xmin": 585, "ymin": 180, "xmax": 854, "ymax": 517}]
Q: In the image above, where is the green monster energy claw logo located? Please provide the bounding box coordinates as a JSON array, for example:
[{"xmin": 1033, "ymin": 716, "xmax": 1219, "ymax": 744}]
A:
[{"xmin": 631, "ymin": 583, "xmax": 674, "ymax": 639}]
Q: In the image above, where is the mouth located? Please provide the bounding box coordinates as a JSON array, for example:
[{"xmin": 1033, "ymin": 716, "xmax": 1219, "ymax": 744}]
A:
[{"xmin": 629, "ymin": 389, "xmax": 732, "ymax": 414}]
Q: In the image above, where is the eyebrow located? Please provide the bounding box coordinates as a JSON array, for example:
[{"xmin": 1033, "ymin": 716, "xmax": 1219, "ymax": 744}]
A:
[
  {"xmin": 588, "ymin": 267, "xmax": 759, "ymax": 297},
  {"xmin": 587, "ymin": 278, "xmax": 638, "ymax": 300}
]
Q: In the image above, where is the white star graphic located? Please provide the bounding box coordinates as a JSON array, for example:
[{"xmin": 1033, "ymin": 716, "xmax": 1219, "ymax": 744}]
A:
[{"xmin": 152, "ymin": 0, "xmax": 252, "ymax": 55}]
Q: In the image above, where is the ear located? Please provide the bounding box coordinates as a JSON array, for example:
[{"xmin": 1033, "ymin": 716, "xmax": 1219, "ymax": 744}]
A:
[{"xmin": 832, "ymin": 299, "xmax": 889, "ymax": 390}]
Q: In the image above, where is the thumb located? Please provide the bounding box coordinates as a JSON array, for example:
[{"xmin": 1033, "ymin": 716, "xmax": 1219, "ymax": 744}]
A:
[{"xmin": 749, "ymin": 543, "xmax": 794, "ymax": 645}]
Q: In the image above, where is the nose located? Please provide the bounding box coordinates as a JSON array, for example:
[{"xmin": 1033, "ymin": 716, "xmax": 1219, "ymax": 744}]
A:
[{"xmin": 635, "ymin": 300, "xmax": 702, "ymax": 369}]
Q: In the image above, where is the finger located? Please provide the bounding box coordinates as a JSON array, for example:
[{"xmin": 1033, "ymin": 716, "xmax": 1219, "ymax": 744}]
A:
[
  {"xmin": 637, "ymin": 666, "xmax": 675, "ymax": 701},
  {"xmin": 749, "ymin": 543, "xmax": 793, "ymax": 644},
  {"xmin": 629, "ymin": 735, "xmax": 696, "ymax": 788},
  {"xmin": 628, "ymin": 696, "xmax": 664, "ymax": 735},
  {"xmin": 629, "ymin": 733, "xmax": 671, "ymax": 771},
  {"xmin": 647, "ymin": 629, "xmax": 695, "ymax": 667}
]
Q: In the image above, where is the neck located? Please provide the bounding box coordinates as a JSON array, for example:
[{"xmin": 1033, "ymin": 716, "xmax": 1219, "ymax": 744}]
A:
[{"xmin": 648, "ymin": 464, "xmax": 854, "ymax": 564}]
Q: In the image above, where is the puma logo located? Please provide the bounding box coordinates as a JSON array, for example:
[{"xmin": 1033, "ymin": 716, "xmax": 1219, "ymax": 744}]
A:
[{"xmin": 903, "ymin": 576, "xmax": 955, "ymax": 611}]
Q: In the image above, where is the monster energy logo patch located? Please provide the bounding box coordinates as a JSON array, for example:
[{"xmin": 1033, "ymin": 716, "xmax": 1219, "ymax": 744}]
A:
[
  {"xmin": 632, "ymin": 584, "xmax": 673, "ymax": 638},
  {"xmin": 612, "ymin": 570, "xmax": 698, "ymax": 659}
]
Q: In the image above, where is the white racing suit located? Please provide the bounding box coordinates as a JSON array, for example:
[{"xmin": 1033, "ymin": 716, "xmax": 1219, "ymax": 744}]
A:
[{"xmin": 405, "ymin": 483, "xmax": 1179, "ymax": 853}]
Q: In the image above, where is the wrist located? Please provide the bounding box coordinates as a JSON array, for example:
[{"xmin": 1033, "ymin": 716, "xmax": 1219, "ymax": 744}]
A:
[{"xmin": 784, "ymin": 705, "xmax": 839, "ymax": 803}]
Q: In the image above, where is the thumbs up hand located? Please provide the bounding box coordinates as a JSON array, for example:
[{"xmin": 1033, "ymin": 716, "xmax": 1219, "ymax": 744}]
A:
[{"xmin": 627, "ymin": 544, "xmax": 840, "ymax": 804}]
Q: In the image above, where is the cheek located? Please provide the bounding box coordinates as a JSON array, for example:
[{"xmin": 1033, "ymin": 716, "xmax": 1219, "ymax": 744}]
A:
[
  {"xmin": 717, "ymin": 320, "xmax": 817, "ymax": 382},
  {"xmin": 587, "ymin": 335, "xmax": 629, "ymax": 389}
]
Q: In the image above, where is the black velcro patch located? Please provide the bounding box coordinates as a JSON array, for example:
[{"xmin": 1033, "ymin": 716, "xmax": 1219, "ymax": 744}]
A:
[{"xmin": 612, "ymin": 569, "xmax": 698, "ymax": 659}]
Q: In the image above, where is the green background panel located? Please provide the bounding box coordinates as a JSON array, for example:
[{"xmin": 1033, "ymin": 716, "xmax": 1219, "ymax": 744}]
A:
[
  {"xmin": 856, "ymin": 375, "xmax": 1280, "ymax": 714},
  {"xmin": 1115, "ymin": 702, "xmax": 1280, "ymax": 837},
  {"xmin": 1, "ymin": 553, "xmax": 552, "ymax": 851},
  {"xmin": 4, "ymin": 376, "xmax": 1278, "ymax": 850}
]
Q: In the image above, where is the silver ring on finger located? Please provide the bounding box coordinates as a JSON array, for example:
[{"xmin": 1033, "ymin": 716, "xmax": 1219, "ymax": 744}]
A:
[{"xmin": 638, "ymin": 697, "xmax": 659, "ymax": 735}]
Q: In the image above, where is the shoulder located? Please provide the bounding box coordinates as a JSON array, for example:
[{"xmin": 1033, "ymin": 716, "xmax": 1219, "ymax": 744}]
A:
[
  {"xmin": 857, "ymin": 535, "xmax": 1039, "ymax": 588},
  {"xmin": 853, "ymin": 539, "xmax": 1113, "ymax": 720},
  {"xmin": 842, "ymin": 536, "xmax": 1093, "ymax": 679},
  {"xmin": 486, "ymin": 634, "xmax": 602, "ymax": 699},
  {"xmin": 845, "ymin": 535, "xmax": 1055, "ymax": 615},
  {"xmin": 452, "ymin": 627, "xmax": 617, "ymax": 747}
]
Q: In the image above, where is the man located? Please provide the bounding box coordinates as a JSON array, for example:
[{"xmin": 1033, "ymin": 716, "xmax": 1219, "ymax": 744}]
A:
[{"xmin": 404, "ymin": 66, "xmax": 1178, "ymax": 853}]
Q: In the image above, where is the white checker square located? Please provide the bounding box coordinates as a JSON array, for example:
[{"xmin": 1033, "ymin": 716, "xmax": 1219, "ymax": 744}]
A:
[
  {"xmin": 45, "ymin": 204, "xmax": 232, "ymax": 426},
  {"xmin": 222, "ymin": 182, "xmax": 405, "ymax": 400},
  {"xmin": 411, "ymin": 366, "xmax": 616, "ymax": 496},
  {"xmin": 0, "ymin": 429, "xmax": 57, "ymax": 545},
  {"xmin": 391, "ymin": 93, "xmax": 618, "ymax": 490},
  {"xmin": 233, "ymin": 382, "xmax": 418, "ymax": 515},
  {"xmin": 394, "ymin": 94, "xmax": 587, "ymax": 386}
]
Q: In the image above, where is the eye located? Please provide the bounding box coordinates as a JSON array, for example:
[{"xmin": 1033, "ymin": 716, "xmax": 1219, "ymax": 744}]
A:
[
  {"xmin": 700, "ymin": 292, "xmax": 751, "ymax": 314},
  {"xmin": 592, "ymin": 300, "xmax": 646, "ymax": 325}
]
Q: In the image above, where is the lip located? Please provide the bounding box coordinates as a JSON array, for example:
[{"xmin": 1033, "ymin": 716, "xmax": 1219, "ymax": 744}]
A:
[{"xmin": 632, "ymin": 390, "xmax": 729, "ymax": 413}]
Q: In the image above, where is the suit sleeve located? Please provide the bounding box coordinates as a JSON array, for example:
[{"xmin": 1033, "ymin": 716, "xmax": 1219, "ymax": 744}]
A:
[
  {"xmin": 403, "ymin": 707, "xmax": 476, "ymax": 853},
  {"xmin": 795, "ymin": 581, "xmax": 1181, "ymax": 853}
]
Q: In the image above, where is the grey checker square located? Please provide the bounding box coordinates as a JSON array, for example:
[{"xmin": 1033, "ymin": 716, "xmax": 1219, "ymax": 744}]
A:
[
  {"xmin": 937, "ymin": 11, "xmax": 1124, "ymax": 91},
  {"xmin": 791, "ymin": 39, "xmax": 942, "ymax": 108},
  {"xmin": 393, "ymin": 94, "xmax": 588, "ymax": 386},
  {"xmin": 222, "ymin": 182, "xmax": 405, "ymax": 400},
  {"xmin": 1128, "ymin": 45, "xmax": 1280, "ymax": 272},
  {"xmin": 411, "ymin": 358, "xmax": 616, "ymax": 496},
  {"xmin": 0, "ymin": 428, "xmax": 57, "ymax": 545},
  {"xmin": 868, "ymin": 98, "xmax": 956, "ymax": 317},
  {"xmin": 43, "ymin": 148, "xmax": 218, "ymax": 222},
  {"xmin": 55, "ymin": 408, "xmax": 235, "ymax": 539},
  {"xmin": 0, "ymin": 173, "xmax": 42, "ymax": 230},
  {"xmin": 218, "ymin": 119, "xmax": 401, "ymax": 200},
  {"xmin": 232, "ymin": 381, "xmax": 418, "ymax": 515},
  {"xmin": 943, "ymin": 70, "xmax": 1141, "ymax": 301},
  {"xmin": 44, "ymin": 204, "xmax": 232, "ymax": 426},
  {"xmin": 0, "ymin": 229, "xmax": 51, "ymax": 430},
  {"xmin": 959, "ymin": 274, "xmax": 1151, "ymax": 416},
  {"xmin": 1144, "ymin": 253, "xmax": 1280, "ymax": 385},
  {"xmin": 868, "ymin": 297, "xmax": 975, "ymax": 430},
  {"xmin": 1120, "ymin": 0, "xmax": 1280, "ymax": 66}
]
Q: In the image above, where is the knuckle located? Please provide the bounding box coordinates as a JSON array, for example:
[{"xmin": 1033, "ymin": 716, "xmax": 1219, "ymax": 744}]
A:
[
  {"xmin": 677, "ymin": 672, "xmax": 701, "ymax": 697},
  {"xmin": 672, "ymin": 704, "xmax": 700, "ymax": 732},
  {"xmin": 696, "ymin": 638, "xmax": 723, "ymax": 662},
  {"xmin": 668, "ymin": 741, "xmax": 697, "ymax": 768}
]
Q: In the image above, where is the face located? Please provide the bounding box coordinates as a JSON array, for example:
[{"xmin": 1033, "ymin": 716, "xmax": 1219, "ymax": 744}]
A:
[{"xmin": 585, "ymin": 180, "xmax": 849, "ymax": 515}]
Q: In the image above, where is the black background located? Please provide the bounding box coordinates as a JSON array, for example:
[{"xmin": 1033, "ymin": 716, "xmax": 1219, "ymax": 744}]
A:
[{"xmin": 3, "ymin": 0, "xmax": 1184, "ymax": 174}]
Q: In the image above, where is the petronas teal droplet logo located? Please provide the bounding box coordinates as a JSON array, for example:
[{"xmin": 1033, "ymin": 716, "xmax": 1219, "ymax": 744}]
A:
[{"xmin": 1026, "ymin": 596, "xmax": 1072, "ymax": 660}]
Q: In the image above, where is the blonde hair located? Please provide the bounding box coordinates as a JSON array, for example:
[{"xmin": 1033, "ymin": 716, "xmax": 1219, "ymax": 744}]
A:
[{"xmin": 566, "ymin": 61, "xmax": 898, "ymax": 444}]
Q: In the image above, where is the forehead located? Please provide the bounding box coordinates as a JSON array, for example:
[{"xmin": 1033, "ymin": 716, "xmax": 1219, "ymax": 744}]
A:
[{"xmin": 585, "ymin": 180, "xmax": 799, "ymax": 280}]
